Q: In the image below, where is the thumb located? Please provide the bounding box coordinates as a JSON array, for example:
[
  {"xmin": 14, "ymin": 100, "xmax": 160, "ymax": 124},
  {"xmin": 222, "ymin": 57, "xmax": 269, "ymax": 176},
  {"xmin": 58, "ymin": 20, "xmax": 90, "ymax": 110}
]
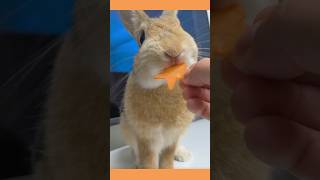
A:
[{"xmin": 183, "ymin": 58, "xmax": 210, "ymax": 87}]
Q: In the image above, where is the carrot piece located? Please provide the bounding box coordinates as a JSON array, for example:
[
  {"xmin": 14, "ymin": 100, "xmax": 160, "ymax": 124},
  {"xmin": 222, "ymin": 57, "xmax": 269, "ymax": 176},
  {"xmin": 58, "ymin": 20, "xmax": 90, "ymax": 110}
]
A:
[
  {"xmin": 213, "ymin": 4, "xmax": 246, "ymax": 58},
  {"xmin": 154, "ymin": 63, "xmax": 187, "ymax": 90}
]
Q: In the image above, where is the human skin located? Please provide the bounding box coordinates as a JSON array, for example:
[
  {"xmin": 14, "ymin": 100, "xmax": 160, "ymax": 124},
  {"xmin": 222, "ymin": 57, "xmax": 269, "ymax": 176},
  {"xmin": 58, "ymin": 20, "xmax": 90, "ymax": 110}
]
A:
[
  {"xmin": 222, "ymin": 1, "xmax": 320, "ymax": 179},
  {"xmin": 180, "ymin": 58, "xmax": 210, "ymax": 120}
]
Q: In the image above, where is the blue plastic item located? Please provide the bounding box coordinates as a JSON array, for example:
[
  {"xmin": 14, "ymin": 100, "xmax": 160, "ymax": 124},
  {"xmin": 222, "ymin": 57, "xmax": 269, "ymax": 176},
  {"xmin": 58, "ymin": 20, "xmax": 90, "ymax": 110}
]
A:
[{"xmin": 110, "ymin": 11, "xmax": 138, "ymax": 73}]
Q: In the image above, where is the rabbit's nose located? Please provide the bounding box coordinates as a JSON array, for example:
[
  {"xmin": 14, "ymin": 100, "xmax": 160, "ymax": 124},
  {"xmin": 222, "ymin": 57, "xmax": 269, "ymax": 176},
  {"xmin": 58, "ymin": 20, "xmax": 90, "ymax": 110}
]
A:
[{"xmin": 164, "ymin": 50, "xmax": 183, "ymax": 64}]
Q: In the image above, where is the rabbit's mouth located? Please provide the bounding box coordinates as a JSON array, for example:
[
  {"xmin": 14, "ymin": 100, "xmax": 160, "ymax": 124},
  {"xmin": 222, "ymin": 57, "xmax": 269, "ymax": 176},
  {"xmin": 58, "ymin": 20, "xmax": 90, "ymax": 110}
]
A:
[
  {"xmin": 164, "ymin": 59, "xmax": 184, "ymax": 68},
  {"xmin": 162, "ymin": 50, "xmax": 195, "ymax": 68},
  {"xmin": 133, "ymin": 49, "xmax": 196, "ymax": 90}
]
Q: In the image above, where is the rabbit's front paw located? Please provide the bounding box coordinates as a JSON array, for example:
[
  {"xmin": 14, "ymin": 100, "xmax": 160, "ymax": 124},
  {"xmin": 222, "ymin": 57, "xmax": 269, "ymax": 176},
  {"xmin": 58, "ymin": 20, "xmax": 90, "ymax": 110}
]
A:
[{"xmin": 174, "ymin": 146, "xmax": 192, "ymax": 162}]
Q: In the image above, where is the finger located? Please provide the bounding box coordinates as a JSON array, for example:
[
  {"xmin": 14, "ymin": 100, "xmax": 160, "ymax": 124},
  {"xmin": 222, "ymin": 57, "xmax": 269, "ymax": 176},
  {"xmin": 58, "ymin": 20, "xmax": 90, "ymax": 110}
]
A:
[
  {"xmin": 186, "ymin": 98, "xmax": 210, "ymax": 120},
  {"xmin": 179, "ymin": 80, "xmax": 186, "ymax": 89},
  {"xmin": 231, "ymin": 78, "xmax": 320, "ymax": 131},
  {"xmin": 232, "ymin": 5, "xmax": 306, "ymax": 80},
  {"xmin": 182, "ymin": 86, "xmax": 210, "ymax": 102},
  {"xmin": 244, "ymin": 116, "xmax": 320, "ymax": 179},
  {"xmin": 231, "ymin": 78, "xmax": 297, "ymax": 125},
  {"xmin": 183, "ymin": 58, "xmax": 210, "ymax": 87},
  {"xmin": 221, "ymin": 59, "xmax": 251, "ymax": 89},
  {"xmin": 282, "ymin": 1, "xmax": 320, "ymax": 75}
]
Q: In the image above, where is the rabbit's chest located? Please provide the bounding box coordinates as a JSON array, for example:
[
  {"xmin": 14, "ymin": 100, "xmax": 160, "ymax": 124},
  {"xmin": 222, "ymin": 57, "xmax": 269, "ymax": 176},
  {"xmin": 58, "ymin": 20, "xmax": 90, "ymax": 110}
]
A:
[{"xmin": 124, "ymin": 79, "xmax": 194, "ymax": 128}]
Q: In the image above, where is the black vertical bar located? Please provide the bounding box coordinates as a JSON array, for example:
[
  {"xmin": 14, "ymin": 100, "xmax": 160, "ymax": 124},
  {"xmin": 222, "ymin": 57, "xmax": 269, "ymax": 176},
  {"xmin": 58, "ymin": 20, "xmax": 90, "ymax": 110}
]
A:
[{"xmin": 106, "ymin": 0, "xmax": 111, "ymax": 179}]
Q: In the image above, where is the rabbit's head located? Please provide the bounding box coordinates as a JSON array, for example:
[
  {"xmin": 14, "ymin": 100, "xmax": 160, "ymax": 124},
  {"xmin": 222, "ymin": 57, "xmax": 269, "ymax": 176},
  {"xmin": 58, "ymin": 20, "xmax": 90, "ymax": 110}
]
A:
[{"xmin": 120, "ymin": 10, "xmax": 198, "ymax": 89}]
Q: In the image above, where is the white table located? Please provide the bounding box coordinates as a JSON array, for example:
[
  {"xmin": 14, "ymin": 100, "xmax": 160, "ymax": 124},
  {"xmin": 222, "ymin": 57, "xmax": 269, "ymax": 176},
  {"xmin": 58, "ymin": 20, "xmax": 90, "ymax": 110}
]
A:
[{"xmin": 110, "ymin": 119, "xmax": 210, "ymax": 169}]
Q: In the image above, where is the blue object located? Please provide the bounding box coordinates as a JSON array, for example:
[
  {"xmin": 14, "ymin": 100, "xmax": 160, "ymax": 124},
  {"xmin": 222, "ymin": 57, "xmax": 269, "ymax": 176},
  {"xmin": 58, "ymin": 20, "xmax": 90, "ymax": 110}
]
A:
[
  {"xmin": 110, "ymin": 11, "xmax": 138, "ymax": 73},
  {"xmin": 0, "ymin": 0, "xmax": 74, "ymax": 34}
]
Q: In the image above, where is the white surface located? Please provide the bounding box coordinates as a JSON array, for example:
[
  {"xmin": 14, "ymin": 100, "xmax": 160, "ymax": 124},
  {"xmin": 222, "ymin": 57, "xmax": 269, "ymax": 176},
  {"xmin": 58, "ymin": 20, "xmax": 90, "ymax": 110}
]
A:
[
  {"xmin": 110, "ymin": 124, "xmax": 126, "ymax": 150},
  {"xmin": 110, "ymin": 119, "xmax": 210, "ymax": 169},
  {"xmin": 207, "ymin": 10, "xmax": 210, "ymax": 25}
]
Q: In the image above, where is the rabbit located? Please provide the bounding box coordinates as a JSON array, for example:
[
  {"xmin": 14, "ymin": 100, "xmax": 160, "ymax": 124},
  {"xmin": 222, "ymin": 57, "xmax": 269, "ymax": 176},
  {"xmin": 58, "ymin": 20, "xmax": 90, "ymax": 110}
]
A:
[
  {"xmin": 119, "ymin": 10, "xmax": 198, "ymax": 169},
  {"xmin": 33, "ymin": 1, "xmax": 107, "ymax": 179}
]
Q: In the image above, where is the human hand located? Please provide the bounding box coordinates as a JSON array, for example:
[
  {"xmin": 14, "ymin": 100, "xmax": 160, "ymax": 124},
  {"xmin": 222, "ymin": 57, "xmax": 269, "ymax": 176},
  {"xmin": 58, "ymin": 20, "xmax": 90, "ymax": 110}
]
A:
[
  {"xmin": 181, "ymin": 58, "xmax": 210, "ymax": 120},
  {"xmin": 222, "ymin": 1, "xmax": 320, "ymax": 179}
]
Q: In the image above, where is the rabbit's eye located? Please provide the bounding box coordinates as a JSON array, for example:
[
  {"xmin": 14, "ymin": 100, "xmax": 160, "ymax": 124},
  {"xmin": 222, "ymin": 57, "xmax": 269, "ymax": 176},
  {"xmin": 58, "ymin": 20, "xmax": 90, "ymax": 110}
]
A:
[{"xmin": 139, "ymin": 30, "xmax": 145, "ymax": 45}]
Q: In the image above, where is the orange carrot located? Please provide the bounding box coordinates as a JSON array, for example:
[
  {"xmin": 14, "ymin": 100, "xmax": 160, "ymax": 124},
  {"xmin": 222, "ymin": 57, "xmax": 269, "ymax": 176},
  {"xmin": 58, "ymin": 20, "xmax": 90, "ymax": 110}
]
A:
[
  {"xmin": 213, "ymin": 4, "xmax": 246, "ymax": 58},
  {"xmin": 154, "ymin": 63, "xmax": 187, "ymax": 90}
]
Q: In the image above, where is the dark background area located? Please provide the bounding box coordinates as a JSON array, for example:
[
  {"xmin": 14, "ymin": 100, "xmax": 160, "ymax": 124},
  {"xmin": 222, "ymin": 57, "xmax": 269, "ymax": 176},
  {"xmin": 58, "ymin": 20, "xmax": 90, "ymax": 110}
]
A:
[
  {"xmin": 0, "ymin": 34, "xmax": 62, "ymax": 178},
  {"xmin": 0, "ymin": 0, "xmax": 73, "ymax": 178}
]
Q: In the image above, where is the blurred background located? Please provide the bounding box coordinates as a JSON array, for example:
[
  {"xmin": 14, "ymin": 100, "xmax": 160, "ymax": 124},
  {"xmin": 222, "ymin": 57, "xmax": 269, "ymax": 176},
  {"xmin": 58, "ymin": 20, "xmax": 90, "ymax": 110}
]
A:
[{"xmin": 0, "ymin": 0, "xmax": 74, "ymax": 179}]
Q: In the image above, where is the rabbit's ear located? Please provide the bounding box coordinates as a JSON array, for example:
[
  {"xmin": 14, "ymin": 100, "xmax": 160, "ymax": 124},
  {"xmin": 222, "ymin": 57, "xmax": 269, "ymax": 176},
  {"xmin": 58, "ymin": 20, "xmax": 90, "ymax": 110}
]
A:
[
  {"xmin": 120, "ymin": 10, "xmax": 150, "ymax": 37},
  {"xmin": 161, "ymin": 10, "xmax": 178, "ymax": 18}
]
